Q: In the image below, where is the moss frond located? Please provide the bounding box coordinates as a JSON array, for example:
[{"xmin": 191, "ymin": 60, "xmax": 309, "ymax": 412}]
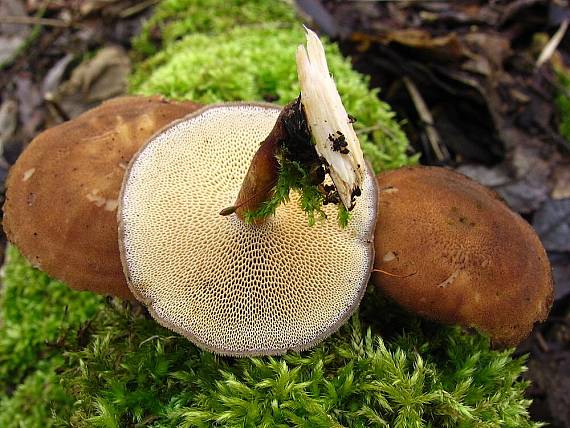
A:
[{"xmin": 244, "ymin": 158, "xmax": 326, "ymax": 227}]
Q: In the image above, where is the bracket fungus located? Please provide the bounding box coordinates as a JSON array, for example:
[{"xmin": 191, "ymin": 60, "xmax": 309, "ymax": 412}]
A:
[
  {"xmin": 3, "ymin": 96, "xmax": 200, "ymax": 299},
  {"xmin": 118, "ymin": 30, "xmax": 377, "ymax": 356},
  {"xmin": 373, "ymin": 167, "xmax": 554, "ymax": 347}
]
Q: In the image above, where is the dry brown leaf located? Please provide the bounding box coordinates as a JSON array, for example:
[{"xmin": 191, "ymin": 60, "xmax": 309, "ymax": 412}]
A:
[{"xmin": 53, "ymin": 46, "xmax": 131, "ymax": 118}]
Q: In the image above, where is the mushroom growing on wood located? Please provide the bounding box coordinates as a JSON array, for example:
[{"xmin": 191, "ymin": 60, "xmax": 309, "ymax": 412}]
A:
[
  {"xmin": 118, "ymin": 30, "xmax": 377, "ymax": 355},
  {"xmin": 372, "ymin": 166, "xmax": 554, "ymax": 347},
  {"xmin": 3, "ymin": 96, "xmax": 200, "ymax": 299}
]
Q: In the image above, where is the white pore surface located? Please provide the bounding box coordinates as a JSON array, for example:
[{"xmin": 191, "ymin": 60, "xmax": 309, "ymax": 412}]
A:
[{"xmin": 120, "ymin": 104, "xmax": 376, "ymax": 356}]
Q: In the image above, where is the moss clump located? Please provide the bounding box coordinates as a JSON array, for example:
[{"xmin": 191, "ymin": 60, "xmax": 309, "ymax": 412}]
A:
[
  {"xmin": 243, "ymin": 157, "xmax": 328, "ymax": 227},
  {"xmin": 131, "ymin": 25, "xmax": 412, "ymax": 174},
  {"xmin": 0, "ymin": 246, "xmax": 103, "ymax": 427},
  {"xmin": 132, "ymin": 0, "xmax": 297, "ymax": 58},
  {"xmin": 0, "ymin": 248, "xmax": 102, "ymax": 391},
  {"xmin": 131, "ymin": 24, "xmax": 413, "ymax": 224},
  {"xmin": 0, "ymin": 247, "xmax": 540, "ymax": 427}
]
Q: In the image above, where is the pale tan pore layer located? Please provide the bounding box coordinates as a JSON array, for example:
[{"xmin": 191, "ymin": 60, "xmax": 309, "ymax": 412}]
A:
[
  {"xmin": 4, "ymin": 96, "xmax": 200, "ymax": 299},
  {"xmin": 373, "ymin": 166, "xmax": 553, "ymax": 347},
  {"xmin": 119, "ymin": 103, "xmax": 377, "ymax": 356}
]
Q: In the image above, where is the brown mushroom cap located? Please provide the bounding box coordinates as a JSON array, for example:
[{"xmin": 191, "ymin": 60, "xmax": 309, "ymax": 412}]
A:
[
  {"xmin": 373, "ymin": 166, "xmax": 553, "ymax": 347},
  {"xmin": 3, "ymin": 96, "xmax": 200, "ymax": 299},
  {"xmin": 118, "ymin": 103, "xmax": 378, "ymax": 356}
]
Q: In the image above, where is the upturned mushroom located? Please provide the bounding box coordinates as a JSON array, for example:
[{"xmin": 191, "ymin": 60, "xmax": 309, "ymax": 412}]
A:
[
  {"xmin": 3, "ymin": 96, "xmax": 200, "ymax": 299},
  {"xmin": 372, "ymin": 166, "xmax": 554, "ymax": 347},
  {"xmin": 118, "ymin": 29, "xmax": 377, "ymax": 355}
]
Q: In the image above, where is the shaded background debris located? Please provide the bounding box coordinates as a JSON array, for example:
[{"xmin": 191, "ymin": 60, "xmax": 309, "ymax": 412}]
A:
[{"xmin": 0, "ymin": 0, "xmax": 569, "ymax": 426}]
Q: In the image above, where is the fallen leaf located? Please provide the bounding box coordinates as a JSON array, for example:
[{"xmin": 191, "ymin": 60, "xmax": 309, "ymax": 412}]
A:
[
  {"xmin": 15, "ymin": 73, "xmax": 43, "ymax": 140},
  {"xmin": 295, "ymin": 0, "xmax": 344, "ymax": 39},
  {"xmin": 496, "ymin": 143, "xmax": 553, "ymax": 213},
  {"xmin": 0, "ymin": 36, "xmax": 26, "ymax": 66},
  {"xmin": 550, "ymin": 252, "xmax": 570, "ymax": 301},
  {"xmin": 551, "ymin": 163, "xmax": 570, "ymax": 199},
  {"xmin": 354, "ymin": 29, "xmax": 466, "ymax": 63},
  {"xmin": 0, "ymin": 0, "xmax": 30, "ymax": 36},
  {"xmin": 457, "ymin": 155, "xmax": 550, "ymax": 214},
  {"xmin": 463, "ymin": 32, "xmax": 511, "ymax": 70},
  {"xmin": 41, "ymin": 53, "xmax": 74, "ymax": 97},
  {"xmin": 0, "ymin": 0, "xmax": 31, "ymax": 66},
  {"xmin": 53, "ymin": 46, "xmax": 131, "ymax": 118},
  {"xmin": 456, "ymin": 163, "xmax": 512, "ymax": 187},
  {"xmin": 528, "ymin": 351, "xmax": 570, "ymax": 428}
]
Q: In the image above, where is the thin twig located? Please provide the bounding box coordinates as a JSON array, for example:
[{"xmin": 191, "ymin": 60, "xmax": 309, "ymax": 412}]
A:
[
  {"xmin": 403, "ymin": 76, "xmax": 449, "ymax": 161},
  {"xmin": 44, "ymin": 94, "xmax": 70, "ymax": 122},
  {"xmin": 0, "ymin": 15, "xmax": 72, "ymax": 28},
  {"xmin": 542, "ymin": 71, "xmax": 570, "ymax": 99},
  {"xmin": 536, "ymin": 20, "xmax": 569, "ymax": 68},
  {"xmin": 119, "ymin": 0, "xmax": 161, "ymax": 18},
  {"xmin": 356, "ymin": 123, "xmax": 398, "ymax": 139},
  {"xmin": 139, "ymin": 335, "xmax": 160, "ymax": 347},
  {"xmin": 535, "ymin": 331, "xmax": 550, "ymax": 353}
]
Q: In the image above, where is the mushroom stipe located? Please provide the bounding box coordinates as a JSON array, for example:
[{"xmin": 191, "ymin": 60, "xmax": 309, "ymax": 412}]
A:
[{"xmin": 225, "ymin": 96, "xmax": 358, "ymax": 226}]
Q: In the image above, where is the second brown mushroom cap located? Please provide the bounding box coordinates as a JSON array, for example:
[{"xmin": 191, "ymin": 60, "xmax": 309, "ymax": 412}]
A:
[
  {"xmin": 3, "ymin": 96, "xmax": 200, "ymax": 299},
  {"xmin": 373, "ymin": 166, "xmax": 553, "ymax": 347}
]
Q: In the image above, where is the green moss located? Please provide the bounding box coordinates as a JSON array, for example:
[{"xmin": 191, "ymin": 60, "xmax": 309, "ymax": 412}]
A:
[
  {"xmin": 131, "ymin": 24, "xmax": 413, "ymax": 223},
  {"xmin": 0, "ymin": 0, "xmax": 540, "ymax": 426},
  {"xmin": 0, "ymin": 246, "xmax": 103, "ymax": 426},
  {"xmin": 132, "ymin": 0, "xmax": 297, "ymax": 58},
  {"xmin": 131, "ymin": 25, "xmax": 412, "ymax": 174},
  {"xmin": 0, "ymin": 364, "xmax": 73, "ymax": 427},
  {"xmin": 0, "ymin": 247, "xmax": 102, "ymax": 391},
  {"xmin": 0, "ymin": 251, "xmax": 540, "ymax": 427},
  {"xmin": 243, "ymin": 158, "xmax": 327, "ymax": 227},
  {"xmin": 244, "ymin": 157, "xmax": 352, "ymax": 228}
]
